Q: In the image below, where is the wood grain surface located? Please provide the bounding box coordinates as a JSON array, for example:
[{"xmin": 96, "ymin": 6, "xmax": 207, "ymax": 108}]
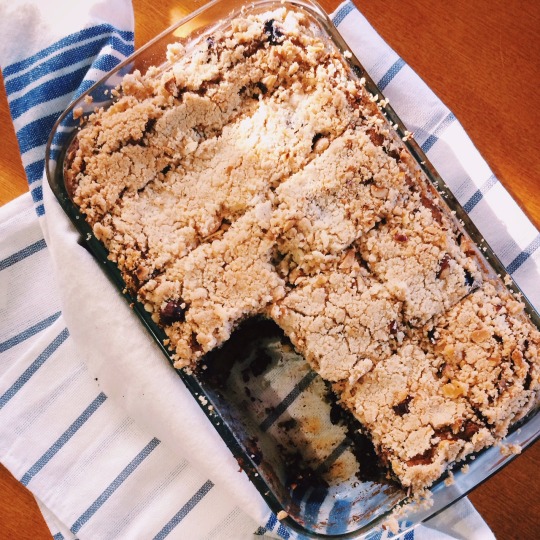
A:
[{"xmin": 0, "ymin": 0, "xmax": 538, "ymax": 538}]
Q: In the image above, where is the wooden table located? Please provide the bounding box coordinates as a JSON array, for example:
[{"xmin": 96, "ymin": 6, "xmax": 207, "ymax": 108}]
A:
[{"xmin": 1, "ymin": 0, "xmax": 538, "ymax": 538}]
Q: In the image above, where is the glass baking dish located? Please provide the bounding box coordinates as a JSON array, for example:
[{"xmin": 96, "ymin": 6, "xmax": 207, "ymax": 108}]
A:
[{"xmin": 45, "ymin": 0, "xmax": 540, "ymax": 537}]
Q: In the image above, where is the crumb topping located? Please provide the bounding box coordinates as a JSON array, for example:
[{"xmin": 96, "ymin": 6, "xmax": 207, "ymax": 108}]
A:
[
  {"xmin": 422, "ymin": 280, "xmax": 540, "ymax": 436},
  {"xmin": 335, "ymin": 342, "xmax": 494, "ymax": 489},
  {"xmin": 66, "ymin": 7, "xmax": 539, "ymax": 493}
]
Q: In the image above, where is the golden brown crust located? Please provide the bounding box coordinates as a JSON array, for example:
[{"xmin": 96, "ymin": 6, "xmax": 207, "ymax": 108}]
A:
[
  {"xmin": 67, "ymin": 8, "xmax": 539, "ymax": 492},
  {"xmin": 422, "ymin": 280, "xmax": 540, "ymax": 437},
  {"xmin": 335, "ymin": 342, "xmax": 495, "ymax": 490}
]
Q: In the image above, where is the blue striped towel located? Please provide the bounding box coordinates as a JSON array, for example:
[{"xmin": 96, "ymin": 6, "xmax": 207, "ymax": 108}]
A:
[{"xmin": 3, "ymin": 0, "xmax": 536, "ymax": 537}]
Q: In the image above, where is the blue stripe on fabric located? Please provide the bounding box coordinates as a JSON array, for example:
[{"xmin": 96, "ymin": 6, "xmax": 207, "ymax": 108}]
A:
[
  {"xmin": 506, "ymin": 234, "xmax": 540, "ymax": 275},
  {"xmin": 20, "ymin": 392, "xmax": 107, "ymax": 486},
  {"xmin": 259, "ymin": 371, "xmax": 318, "ymax": 432},
  {"xmin": 254, "ymin": 526, "xmax": 267, "ymax": 535},
  {"xmin": 462, "ymin": 174, "xmax": 498, "ymax": 213},
  {"xmin": 3, "ymin": 25, "xmax": 133, "ymax": 77},
  {"xmin": 10, "ymin": 49, "xmax": 122, "ymax": 121},
  {"xmin": 327, "ymin": 499, "xmax": 351, "ymax": 535},
  {"xmin": 25, "ymin": 160, "xmax": 45, "ymax": 184},
  {"xmin": 365, "ymin": 528, "xmax": 383, "ymax": 540},
  {"xmin": 16, "ymin": 112, "xmax": 61, "ymax": 154},
  {"xmin": 106, "ymin": 40, "xmax": 132, "ymax": 61},
  {"xmin": 90, "ymin": 53, "xmax": 123, "ymax": 73},
  {"xmin": 50, "ymin": 130, "xmax": 70, "ymax": 150},
  {"xmin": 49, "ymin": 147, "xmax": 62, "ymax": 163},
  {"xmin": 265, "ymin": 513, "xmax": 278, "ymax": 531},
  {"xmin": 36, "ymin": 204, "xmax": 45, "ymax": 217},
  {"xmin": 5, "ymin": 37, "xmax": 132, "ymax": 94},
  {"xmin": 277, "ymin": 523, "xmax": 291, "ymax": 539},
  {"xmin": 332, "ymin": 2, "xmax": 354, "ymax": 26},
  {"xmin": 73, "ymin": 79, "xmax": 98, "ymax": 101},
  {"xmin": 49, "ymin": 133, "xmax": 82, "ymax": 167},
  {"xmin": 377, "ymin": 58, "xmax": 405, "ymax": 91},
  {"xmin": 10, "ymin": 65, "xmax": 92, "ymax": 120},
  {"xmin": 152, "ymin": 479, "xmax": 214, "ymax": 540},
  {"xmin": 304, "ymin": 486, "xmax": 327, "ymax": 530},
  {"xmin": 31, "ymin": 185, "xmax": 43, "ymax": 206},
  {"xmin": 421, "ymin": 134, "xmax": 438, "ymax": 154},
  {"xmin": 421, "ymin": 112, "xmax": 456, "ymax": 153},
  {"xmin": 52, "ymin": 533, "xmax": 64, "ymax": 540},
  {"xmin": 70, "ymin": 437, "xmax": 161, "ymax": 534},
  {"xmin": 0, "ymin": 238, "xmax": 47, "ymax": 271},
  {"xmin": 404, "ymin": 528, "xmax": 415, "ymax": 539},
  {"xmin": 0, "ymin": 311, "xmax": 61, "ymax": 353},
  {"xmin": 49, "ymin": 114, "xmax": 86, "ymax": 163},
  {"xmin": 0, "ymin": 328, "xmax": 69, "ymax": 410}
]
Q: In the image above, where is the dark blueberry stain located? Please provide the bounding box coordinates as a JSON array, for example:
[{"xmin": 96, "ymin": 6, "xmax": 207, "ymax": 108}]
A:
[{"xmin": 263, "ymin": 19, "xmax": 284, "ymax": 45}]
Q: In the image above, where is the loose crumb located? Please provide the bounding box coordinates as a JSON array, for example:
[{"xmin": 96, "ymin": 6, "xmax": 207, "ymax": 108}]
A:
[
  {"xmin": 381, "ymin": 516, "xmax": 399, "ymax": 534},
  {"xmin": 499, "ymin": 443, "xmax": 522, "ymax": 456}
]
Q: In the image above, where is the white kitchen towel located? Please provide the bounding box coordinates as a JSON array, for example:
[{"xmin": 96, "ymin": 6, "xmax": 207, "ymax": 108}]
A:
[{"xmin": 2, "ymin": 0, "xmax": 536, "ymax": 537}]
